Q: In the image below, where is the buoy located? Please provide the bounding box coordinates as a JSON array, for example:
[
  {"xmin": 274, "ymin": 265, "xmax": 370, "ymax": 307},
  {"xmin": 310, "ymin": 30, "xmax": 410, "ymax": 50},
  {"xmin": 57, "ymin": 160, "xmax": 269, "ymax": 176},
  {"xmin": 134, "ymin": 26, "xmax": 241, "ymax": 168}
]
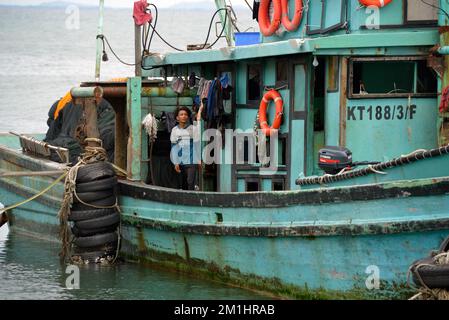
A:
[
  {"xmin": 258, "ymin": 0, "xmax": 282, "ymax": 36},
  {"xmin": 281, "ymin": 0, "xmax": 303, "ymax": 32},
  {"xmin": 258, "ymin": 89, "xmax": 284, "ymax": 136}
]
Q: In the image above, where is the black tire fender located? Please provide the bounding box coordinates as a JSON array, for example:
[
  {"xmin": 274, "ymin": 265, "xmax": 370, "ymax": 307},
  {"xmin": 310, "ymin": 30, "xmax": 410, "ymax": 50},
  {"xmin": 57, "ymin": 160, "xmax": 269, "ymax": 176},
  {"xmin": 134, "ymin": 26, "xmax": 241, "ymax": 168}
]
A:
[
  {"xmin": 76, "ymin": 176, "xmax": 118, "ymax": 193},
  {"xmin": 74, "ymin": 232, "xmax": 118, "ymax": 248},
  {"xmin": 439, "ymin": 236, "xmax": 449, "ymax": 253},
  {"xmin": 72, "ymin": 195, "xmax": 116, "ymax": 211},
  {"xmin": 411, "ymin": 257, "xmax": 449, "ymax": 289},
  {"xmin": 76, "ymin": 162, "xmax": 115, "ymax": 183},
  {"xmin": 71, "ymin": 223, "xmax": 119, "ymax": 237},
  {"xmin": 73, "ymin": 189, "xmax": 114, "ymax": 203},
  {"xmin": 75, "ymin": 212, "xmax": 120, "ymax": 230},
  {"xmin": 68, "ymin": 208, "xmax": 116, "ymax": 222}
]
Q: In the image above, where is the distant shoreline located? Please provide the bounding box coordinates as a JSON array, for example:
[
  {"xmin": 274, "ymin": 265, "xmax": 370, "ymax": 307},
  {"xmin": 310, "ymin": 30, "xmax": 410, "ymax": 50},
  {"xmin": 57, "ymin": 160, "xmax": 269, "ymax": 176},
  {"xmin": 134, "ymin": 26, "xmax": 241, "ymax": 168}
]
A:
[{"xmin": 0, "ymin": 3, "xmax": 247, "ymax": 11}]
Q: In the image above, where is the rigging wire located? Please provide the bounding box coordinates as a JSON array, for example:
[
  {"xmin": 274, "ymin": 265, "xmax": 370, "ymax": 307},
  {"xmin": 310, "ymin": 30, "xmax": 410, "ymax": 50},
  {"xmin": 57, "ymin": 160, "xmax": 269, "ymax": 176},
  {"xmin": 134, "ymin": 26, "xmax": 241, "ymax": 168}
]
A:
[
  {"xmin": 420, "ymin": 0, "xmax": 449, "ymax": 21},
  {"xmin": 97, "ymin": 34, "xmax": 136, "ymax": 66},
  {"xmin": 143, "ymin": 5, "xmax": 230, "ymax": 53}
]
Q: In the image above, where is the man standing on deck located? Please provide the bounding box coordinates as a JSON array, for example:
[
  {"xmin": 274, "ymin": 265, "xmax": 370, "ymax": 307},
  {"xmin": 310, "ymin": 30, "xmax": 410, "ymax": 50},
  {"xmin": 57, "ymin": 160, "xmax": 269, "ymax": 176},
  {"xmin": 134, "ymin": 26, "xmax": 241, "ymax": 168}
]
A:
[{"xmin": 170, "ymin": 103, "xmax": 203, "ymax": 190}]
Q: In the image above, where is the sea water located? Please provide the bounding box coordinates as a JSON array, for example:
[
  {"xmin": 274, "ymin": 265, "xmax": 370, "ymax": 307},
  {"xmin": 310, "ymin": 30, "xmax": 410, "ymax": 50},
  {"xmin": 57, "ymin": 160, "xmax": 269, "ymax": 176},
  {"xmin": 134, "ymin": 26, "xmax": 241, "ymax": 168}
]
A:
[{"xmin": 0, "ymin": 5, "xmax": 265, "ymax": 300}]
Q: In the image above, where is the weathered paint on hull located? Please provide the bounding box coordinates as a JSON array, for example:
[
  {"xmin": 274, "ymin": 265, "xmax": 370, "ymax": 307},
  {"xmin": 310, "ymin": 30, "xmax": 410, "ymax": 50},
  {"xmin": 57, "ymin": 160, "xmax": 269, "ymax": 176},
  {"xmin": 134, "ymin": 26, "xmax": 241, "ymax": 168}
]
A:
[{"xmin": 1, "ymin": 146, "xmax": 449, "ymax": 299}]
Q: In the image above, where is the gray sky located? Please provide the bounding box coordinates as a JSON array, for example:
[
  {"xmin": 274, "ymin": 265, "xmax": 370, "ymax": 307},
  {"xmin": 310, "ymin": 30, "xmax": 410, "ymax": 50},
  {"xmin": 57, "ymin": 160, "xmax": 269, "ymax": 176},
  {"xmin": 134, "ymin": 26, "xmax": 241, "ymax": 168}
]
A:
[{"xmin": 0, "ymin": 0, "xmax": 250, "ymax": 9}]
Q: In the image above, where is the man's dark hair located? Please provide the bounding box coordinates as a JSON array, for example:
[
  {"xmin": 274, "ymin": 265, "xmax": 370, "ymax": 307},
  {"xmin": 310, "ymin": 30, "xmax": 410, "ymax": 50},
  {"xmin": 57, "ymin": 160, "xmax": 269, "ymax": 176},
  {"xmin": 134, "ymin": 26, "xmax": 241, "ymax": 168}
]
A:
[{"xmin": 175, "ymin": 106, "xmax": 191, "ymax": 117}]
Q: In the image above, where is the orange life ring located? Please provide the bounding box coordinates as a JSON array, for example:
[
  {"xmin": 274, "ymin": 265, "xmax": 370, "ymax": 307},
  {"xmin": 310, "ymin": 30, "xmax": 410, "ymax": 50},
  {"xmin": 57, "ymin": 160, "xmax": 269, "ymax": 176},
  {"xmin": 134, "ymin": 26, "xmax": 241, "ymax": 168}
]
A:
[
  {"xmin": 258, "ymin": 0, "xmax": 282, "ymax": 37},
  {"xmin": 259, "ymin": 90, "xmax": 284, "ymax": 136},
  {"xmin": 358, "ymin": 0, "xmax": 392, "ymax": 7},
  {"xmin": 281, "ymin": 0, "xmax": 303, "ymax": 32}
]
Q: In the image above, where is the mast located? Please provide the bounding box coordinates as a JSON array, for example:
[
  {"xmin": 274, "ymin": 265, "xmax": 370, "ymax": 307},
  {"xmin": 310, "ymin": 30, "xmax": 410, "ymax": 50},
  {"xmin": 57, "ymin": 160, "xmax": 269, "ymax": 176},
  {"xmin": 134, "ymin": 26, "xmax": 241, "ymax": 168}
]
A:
[{"xmin": 95, "ymin": 0, "xmax": 105, "ymax": 81}]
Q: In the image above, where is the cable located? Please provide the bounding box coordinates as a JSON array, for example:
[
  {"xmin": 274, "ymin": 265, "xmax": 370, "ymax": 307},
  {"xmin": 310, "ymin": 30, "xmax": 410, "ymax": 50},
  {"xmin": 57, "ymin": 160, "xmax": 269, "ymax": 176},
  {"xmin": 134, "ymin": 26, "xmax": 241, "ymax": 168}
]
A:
[
  {"xmin": 140, "ymin": 5, "xmax": 230, "ymax": 71},
  {"xmin": 420, "ymin": 0, "xmax": 449, "ymax": 21},
  {"xmin": 200, "ymin": 7, "xmax": 229, "ymax": 49},
  {"xmin": 147, "ymin": 3, "xmax": 159, "ymax": 53},
  {"xmin": 147, "ymin": 23, "xmax": 184, "ymax": 52},
  {"xmin": 99, "ymin": 35, "xmax": 136, "ymax": 66},
  {"xmin": 143, "ymin": 5, "xmax": 230, "ymax": 53}
]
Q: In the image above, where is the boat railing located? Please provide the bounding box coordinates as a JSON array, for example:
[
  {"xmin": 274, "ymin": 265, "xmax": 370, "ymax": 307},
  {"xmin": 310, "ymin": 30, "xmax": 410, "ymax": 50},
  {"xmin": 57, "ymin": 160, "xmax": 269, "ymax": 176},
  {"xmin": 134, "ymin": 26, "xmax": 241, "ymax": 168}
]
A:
[{"xmin": 9, "ymin": 131, "xmax": 70, "ymax": 164}]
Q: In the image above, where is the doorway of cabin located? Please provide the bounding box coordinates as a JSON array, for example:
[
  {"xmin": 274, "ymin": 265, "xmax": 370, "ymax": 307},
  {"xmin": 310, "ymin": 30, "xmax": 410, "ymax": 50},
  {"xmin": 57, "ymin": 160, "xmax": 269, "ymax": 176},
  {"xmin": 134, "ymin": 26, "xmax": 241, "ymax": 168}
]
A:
[{"xmin": 311, "ymin": 56, "xmax": 326, "ymax": 175}]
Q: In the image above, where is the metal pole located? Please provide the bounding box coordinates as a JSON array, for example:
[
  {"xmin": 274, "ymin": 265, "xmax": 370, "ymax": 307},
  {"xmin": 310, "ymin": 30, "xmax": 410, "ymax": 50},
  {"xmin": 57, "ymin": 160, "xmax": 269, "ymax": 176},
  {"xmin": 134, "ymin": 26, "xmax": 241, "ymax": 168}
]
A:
[
  {"xmin": 135, "ymin": 24, "xmax": 142, "ymax": 77},
  {"xmin": 214, "ymin": 0, "xmax": 234, "ymax": 47},
  {"xmin": 95, "ymin": 0, "xmax": 105, "ymax": 81}
]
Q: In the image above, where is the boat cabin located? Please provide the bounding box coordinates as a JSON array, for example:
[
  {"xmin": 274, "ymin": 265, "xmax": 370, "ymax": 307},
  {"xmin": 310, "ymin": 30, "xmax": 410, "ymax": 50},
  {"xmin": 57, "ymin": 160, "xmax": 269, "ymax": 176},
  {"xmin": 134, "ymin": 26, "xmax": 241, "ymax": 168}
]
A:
[{"xmin": 81, "ymin": 0, "xmax": 444, "ymax": 192}]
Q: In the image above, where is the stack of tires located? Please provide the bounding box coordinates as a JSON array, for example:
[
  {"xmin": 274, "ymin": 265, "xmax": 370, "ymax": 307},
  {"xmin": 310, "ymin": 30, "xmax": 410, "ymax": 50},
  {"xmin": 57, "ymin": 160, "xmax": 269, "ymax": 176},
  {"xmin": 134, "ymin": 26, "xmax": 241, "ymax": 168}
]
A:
[
  {"xmin": 410, "ymin": 236, "xmax": 449, "ymax": 292},
  {"xmin": 69, "ymin": 162, "xmax": 120, "ymax": 263}
]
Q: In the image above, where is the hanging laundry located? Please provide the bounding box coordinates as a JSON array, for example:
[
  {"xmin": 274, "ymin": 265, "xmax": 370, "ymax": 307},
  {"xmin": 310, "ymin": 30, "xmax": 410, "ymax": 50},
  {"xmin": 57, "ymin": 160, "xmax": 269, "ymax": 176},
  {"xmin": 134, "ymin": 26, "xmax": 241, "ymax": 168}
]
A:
[
  {"xmin": 220, "ymin": 73, "xmax": 229, "ymax": 89},
  {"xmin": 133, "ymin": 0, "xmax": 152, "ymax": 26},
  {"xmin": 204, "ymin": 79, "xmax": 225, "ymax": 129},
  {"xmin": 197, "ymin": 78, "xmax": 206, "ymax": 97},
  {"xmin": 220, "ymin": 73, "xmax": 233, "ymax": 101},
  {"xmin": 172, "ymin": 77, "xmax": 185, "ymax": 94},
  {"xmin": 206, "ymin": 79, "xmax": 217, "ymax": 123},
  {"xmin": 202, "ymin": 80, "xmax": 212, "ymax": 99},
  {"xmin": 189, "ymin": 72, "xmax": 197, "ymax": 89}
]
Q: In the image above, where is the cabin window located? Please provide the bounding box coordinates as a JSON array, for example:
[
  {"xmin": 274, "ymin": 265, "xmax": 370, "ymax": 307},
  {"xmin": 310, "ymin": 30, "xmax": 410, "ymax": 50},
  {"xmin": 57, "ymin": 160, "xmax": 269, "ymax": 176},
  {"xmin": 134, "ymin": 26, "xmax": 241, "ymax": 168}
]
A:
[
  {"xmin": 405, "ymin": 0, "xmax": 438, "ymax": 25},
  {"xmin": 349, "ymin": 57, "xmax": 437, "ymax": 98},
  {"xmin": 247, "ymin": 64, "xmax": 262, "ymax": 103},
  {"xmin": 306, "ymin": 0, "xmax": 347, "ymax": 35},
  {"xmin": 276, "ymin": 59, "xmax": 289, "ymax": 87},
  {"xmin": 236, "ymin": 134, "xmax": 287, "ymax": 168},
  {"xmin": 272, "ymin": 179, "xmax": 285, "ymax": 191},
  {"xmin": 327, "ymin": 56, "xmax": 339, "ymax": 93},
  {"xmin": 246, "ymin": 179, "xmax": 260, "ymax": 192}
]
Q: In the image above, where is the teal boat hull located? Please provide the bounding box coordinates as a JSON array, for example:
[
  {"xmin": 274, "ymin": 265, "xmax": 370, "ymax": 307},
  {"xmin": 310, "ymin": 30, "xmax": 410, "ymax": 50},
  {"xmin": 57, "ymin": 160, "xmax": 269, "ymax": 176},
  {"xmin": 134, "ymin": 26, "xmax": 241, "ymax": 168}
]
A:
[{"xmin": 1, "ymin": 142, "xmax": 449, "ymax": 299}]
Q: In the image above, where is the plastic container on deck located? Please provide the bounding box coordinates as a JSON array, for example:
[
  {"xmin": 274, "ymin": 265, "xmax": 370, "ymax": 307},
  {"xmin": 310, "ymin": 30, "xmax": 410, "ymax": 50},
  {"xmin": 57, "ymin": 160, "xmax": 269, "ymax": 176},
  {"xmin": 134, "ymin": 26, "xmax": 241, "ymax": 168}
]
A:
[{"xmin": 235, "ymin": 32, "xmax": 260, "ymax": 46}]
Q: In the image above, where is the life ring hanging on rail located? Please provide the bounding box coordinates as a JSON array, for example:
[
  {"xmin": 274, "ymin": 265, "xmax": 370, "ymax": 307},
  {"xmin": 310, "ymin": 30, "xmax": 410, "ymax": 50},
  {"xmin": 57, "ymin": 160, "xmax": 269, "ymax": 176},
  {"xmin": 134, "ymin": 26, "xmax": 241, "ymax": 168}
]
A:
[
  {"xmin": 358, "ymin": 0, "xmax": 392, "ymax": 7},
  {"xmin": 258, "ymin": 0, "xmax": 303, "ymax": 36},
  {"xmin": 281, "ymin": 0, "xmax": 303, "ymax": 32},
  {"xmin": 258, "ymin": 0, "xmax": 282, "ymax": 36},
  {"xmin": 258, "ymin": 90, "xmax": 284, "ymax": 136}
]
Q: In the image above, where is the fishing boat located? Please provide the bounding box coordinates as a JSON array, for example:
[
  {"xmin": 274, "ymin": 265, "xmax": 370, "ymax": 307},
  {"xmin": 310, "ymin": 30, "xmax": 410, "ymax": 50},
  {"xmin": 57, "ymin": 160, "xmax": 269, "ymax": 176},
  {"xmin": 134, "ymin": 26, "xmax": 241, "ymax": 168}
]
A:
[{"xmin": 1, "ymin": 0, "xmax": 449, "ymax": 299}]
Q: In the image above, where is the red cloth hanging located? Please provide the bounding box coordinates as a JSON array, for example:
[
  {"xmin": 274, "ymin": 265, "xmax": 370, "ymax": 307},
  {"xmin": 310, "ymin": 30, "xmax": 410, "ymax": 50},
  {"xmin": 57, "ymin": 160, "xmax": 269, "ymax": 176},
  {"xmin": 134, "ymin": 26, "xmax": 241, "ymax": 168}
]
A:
[
  {"xmin": 440, "ymin": 85, "xmax": 449, "ymax": 113},
  {"xmin": 133, "ymin": 0, "xmax": 152, "ymax": 26}
]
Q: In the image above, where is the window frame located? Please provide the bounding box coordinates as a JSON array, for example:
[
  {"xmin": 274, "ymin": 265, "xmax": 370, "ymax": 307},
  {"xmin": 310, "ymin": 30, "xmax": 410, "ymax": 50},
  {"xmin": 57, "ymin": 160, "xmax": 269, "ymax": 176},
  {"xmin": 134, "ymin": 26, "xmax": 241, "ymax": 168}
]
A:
[
  {"xmin": 246, "ymin": 62, "xmax": 263, "ymax": 107},
  {"xmin": 348, "ymin": 56, "xmax": 437, "ymax": 99},
  {"xmin": 275, "ymin": 58, "xmax": 289, "ymax": 88},
  {"xmin": 233, "ymin": 132, "xmax": 288, "ymax": 171},
  {"xmin": 404, "ymin": 0, "xmax": 438, "ymax": 26},
  {"xmin": 306, "ymin": 0, "xmax": 347, "ymax": 35}
]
